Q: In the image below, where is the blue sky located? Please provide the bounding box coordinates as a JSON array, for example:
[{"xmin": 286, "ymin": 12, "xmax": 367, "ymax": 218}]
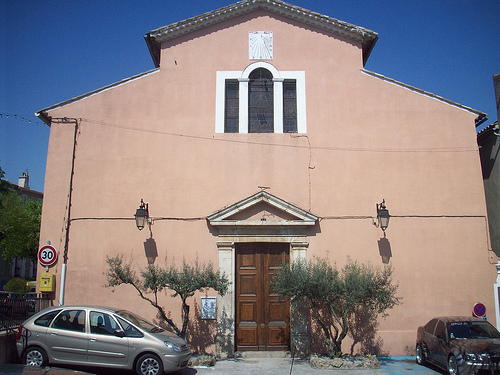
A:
[{"xmin": 1, "ymin": 0, "xmax": 499, "ymax": 192}]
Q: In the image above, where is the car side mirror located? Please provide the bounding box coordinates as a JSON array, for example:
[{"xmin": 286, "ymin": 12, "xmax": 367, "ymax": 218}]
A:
[{"xmin": 114, "ymin": 330, "xmax": 126, "ymax": 338}]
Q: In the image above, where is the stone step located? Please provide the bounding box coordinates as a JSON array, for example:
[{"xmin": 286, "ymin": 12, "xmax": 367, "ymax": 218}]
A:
[{"xmin": 236, "ymin": 351, "xmax": 291, "ymax": 359}]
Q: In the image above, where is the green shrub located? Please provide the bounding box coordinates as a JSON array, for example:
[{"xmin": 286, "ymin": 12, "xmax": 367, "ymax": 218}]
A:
[{"xmin": 4, "ymin": 277, "xmax": 28, "ymax": 294}]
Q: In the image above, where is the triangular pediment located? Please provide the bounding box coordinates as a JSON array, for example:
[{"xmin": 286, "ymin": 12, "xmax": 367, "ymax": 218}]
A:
[
  {"xmin": 207, "ymin": 191, "xmax": 318, "ymax": 227},
  {"xmin": 145, "ymin": 0, "xmax": 378, "ymax": 67}
]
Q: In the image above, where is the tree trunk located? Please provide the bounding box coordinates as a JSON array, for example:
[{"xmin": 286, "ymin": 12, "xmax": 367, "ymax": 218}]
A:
[
  {"xmin": 328, "ymin": 304, "xmax": 349, "ymax": 358},
  {"xmin": 136, "ymin": 287, "xmax": 182, "ymax": 336},
  {"xmin": 180, "ymin": 298, "xmax": 190, "ymax": 338},
  {"xmin": 311, "ymin": 306, "xmax": 332, "ymax": 356}
]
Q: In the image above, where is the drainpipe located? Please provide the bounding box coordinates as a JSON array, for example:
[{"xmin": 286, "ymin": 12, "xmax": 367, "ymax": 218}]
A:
[{"xmin": 50, "ymin": 117, "xmax": 79, "ymax": 306}]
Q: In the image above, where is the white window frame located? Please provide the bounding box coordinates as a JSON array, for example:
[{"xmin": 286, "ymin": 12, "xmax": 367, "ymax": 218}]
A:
[{"xmin": 215, "ymin": 62, "xmax": 306, "ymax": 133}]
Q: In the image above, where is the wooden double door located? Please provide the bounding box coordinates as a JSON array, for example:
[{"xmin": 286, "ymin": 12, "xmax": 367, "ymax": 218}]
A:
[{"xmin": 236, "ymin": 243, "xmax": 290, "ymax": 351}]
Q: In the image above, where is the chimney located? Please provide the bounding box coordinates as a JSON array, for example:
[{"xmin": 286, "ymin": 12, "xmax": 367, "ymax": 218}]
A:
[{"xmin": 18, "ymin": 172, "xmax": 29, "ymax": 189}]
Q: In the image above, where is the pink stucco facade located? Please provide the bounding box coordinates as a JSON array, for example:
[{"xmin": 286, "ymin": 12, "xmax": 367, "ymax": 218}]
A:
[{"xmin": 37, "ymin": 1, "xmax": 495, "ymax": 356}]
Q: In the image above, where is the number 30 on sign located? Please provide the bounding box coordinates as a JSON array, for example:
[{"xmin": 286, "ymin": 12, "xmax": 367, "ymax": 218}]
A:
[{"xmin": 38, "ymin": 244, "xmax": 58, "ymax": 267}]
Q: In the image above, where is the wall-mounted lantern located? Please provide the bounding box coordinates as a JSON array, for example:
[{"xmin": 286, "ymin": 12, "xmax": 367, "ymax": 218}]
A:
[
  {"xmin": 375, "ymin": 199, "xmax": 390, "ymax": 232},
  {"xmin": 135, "ymin": 199, "xmax": 149, "ymax": 231}
]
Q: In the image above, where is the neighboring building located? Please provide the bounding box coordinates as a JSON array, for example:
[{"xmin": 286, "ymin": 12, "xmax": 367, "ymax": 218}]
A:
[
  {"xmin": 35, "ymin": 0, "xmax": 494, "ymax": 356},
  {"xmin": 478, "ymin": 75, "xmax": 500, "ymax": 327},
  {"xmin": 478, "ymin": 74, "xmax": 500, "ymax": 257},
  {"xmin": 0, "ymin": 172, "xmax": 42, "ymax": 289}
]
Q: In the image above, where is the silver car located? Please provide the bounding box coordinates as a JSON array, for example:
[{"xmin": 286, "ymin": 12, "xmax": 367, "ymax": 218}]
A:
[{"xmin": 16, "ymin": 305, "xmax": 191, "ymax": 375}]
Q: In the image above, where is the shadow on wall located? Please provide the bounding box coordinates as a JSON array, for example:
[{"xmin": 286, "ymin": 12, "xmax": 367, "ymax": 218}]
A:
[
  {"xmin": 150, "ymin": 297, "xmax": 218, "ymax": 355},
  {"xmin": 348, "ymin": 308, "xmax": 388, "ymax": 356},
  {"xmin": 144, "ymin": 237, "xmax": 158, "ymax": 264},
  {"xmin": 215, "ymin": 306, "xmax": 235, "ymax": 357},
  {"xmin": 307, "ymin": 301, "xmax": 388, "ymax": 356},
  {"xmin": 185, "ymin": 300, "xmax": 218, "ymax": 354},
  {"xmin": 479, "ymin": 134, "xmax": 500, "ymax": 180},
  {"xmin": 378, "ymin": 236, "xmax": 392, "ymax": 264}
]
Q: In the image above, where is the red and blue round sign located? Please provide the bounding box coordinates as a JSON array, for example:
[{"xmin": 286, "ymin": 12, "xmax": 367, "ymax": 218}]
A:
[
  {"xmin": 473, "ymin": 303, "xmax": 486, "ymax": 318},
  {"xmin": 38, "ymin": 244, "xmax": 58, "ymax": 267}
]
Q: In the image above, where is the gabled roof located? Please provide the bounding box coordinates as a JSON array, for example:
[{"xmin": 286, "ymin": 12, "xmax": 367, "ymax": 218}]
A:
[
  {"xmin": 5, "ymin": 180, "xmax": 43, "ymax": 201},
  {"xmin": 362, "ymin": 69, "xmax": 487, "ymax": 121},
  {"xmin": 144, "ymin": 0, "xmax": 378, "ymax": 68},
  {"xmin": 207, "ymin": 190, "xmax": 318, "ymax": 227},
  {"xmin": 36, "ymin": 69, "xmax": 160, "ymax": 125},
  {"xmin": 477, "ymin": 121, "xmax": 499, "ymax": 143}
]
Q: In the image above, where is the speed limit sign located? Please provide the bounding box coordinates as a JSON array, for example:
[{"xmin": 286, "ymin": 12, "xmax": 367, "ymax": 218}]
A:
[{"xmin": 38, "ymin": 244, "xmax": 58, "ymax": 267}]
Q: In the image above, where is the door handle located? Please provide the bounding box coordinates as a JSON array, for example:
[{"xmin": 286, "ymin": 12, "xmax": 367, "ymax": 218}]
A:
[{"xmin": 90, "ymin": 338, "xmax": 97, "ymax": 342}]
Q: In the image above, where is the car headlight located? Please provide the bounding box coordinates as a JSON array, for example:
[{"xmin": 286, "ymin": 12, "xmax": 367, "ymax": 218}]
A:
[
  {"xmin": 466, "ymin": 353, "xmax": 490, "ymax": 362},
  {"xmin": 164, "ymin": 341, "xmax": 181, "ymax": 351}
]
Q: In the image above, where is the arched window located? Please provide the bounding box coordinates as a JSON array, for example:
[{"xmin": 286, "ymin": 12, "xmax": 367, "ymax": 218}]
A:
[
  {"xmin": 216, "ymin": 62, "xmax": 306, "ymax": 133},
  {"xmin": 248, "ymin": 68, "xmax": 274, "ymax": 133}
]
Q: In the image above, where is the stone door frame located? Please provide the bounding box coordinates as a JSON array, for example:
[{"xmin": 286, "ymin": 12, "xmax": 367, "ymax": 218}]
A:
[
  {"xmin": 207, "ymin": 191, "xmax": 318, "ymax": 357},
  {"xmin": 216, "ymin": 237, "xmax": 310, "ymax": 356}
]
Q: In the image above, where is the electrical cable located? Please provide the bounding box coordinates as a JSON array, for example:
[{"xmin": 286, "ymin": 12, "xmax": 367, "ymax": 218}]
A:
[
  {"xmin": 52, "ymin": 117, "xmax": 494, "ymax": 266},
  {"xmin": 80, "ymin": 118, "xmax": 480, "ymax": 154}
]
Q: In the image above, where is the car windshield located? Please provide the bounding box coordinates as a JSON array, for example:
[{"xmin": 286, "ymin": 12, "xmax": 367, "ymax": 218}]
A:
[
  {"xmin": 115, "ymin": 310, "xmax": 164, "ymax": 333},
  {"xmin": 449, "ymin": 321, "xmax": 500, "ymax": 339}
]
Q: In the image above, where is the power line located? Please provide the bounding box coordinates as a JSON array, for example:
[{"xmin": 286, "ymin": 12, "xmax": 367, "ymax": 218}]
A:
[
  {"xmin": 0, "ymin": 112, "xmax": 48, "ymax": 127},
  {"xmin": 80, "ymin": 117, "xmax": 479, "ymax": 154}
]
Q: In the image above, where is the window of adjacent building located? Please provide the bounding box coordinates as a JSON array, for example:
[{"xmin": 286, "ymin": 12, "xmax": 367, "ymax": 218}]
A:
[{"xmin": 216, "ymin": 62, "xmax": 306, "ymax": 134}]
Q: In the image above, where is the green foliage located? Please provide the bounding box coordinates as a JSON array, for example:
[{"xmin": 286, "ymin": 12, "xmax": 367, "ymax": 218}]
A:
[
  {"xmin": 0, "ymin": 167, "xmax": 8, "ymax": 194},
  {"xmin": 0, "ymin": 167, "xmax": 42, "ymax": 260},
  {"xmin": 105, "ymin": 254, "xmax": 230, "ymax": 338},
  {"xmin": 4, "ymin": 277, "xmax": 28, "ymax": 294},
  {"xmin": 271, "ymin": 257, "xmax": 401, "ymax": 358},
  {"xmin": 105, "ymin": 254, "xmax": 140, "ymax": 287}
]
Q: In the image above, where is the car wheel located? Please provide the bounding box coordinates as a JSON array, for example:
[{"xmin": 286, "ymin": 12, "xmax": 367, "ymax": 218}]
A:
[
  {"xmin": 448, "ymin": 355, "xmax": 459, "ymax": 375},
  {"xmin": 25, "ymin": 346, "xmax": 48, "ymax": 367},
  {"xmin": 416, "ymin": 343, "xmax": 426, "ymax": 365},
  {"xmin": 136, "ymin": 354, "xmax": 164, "ymax": 375}
]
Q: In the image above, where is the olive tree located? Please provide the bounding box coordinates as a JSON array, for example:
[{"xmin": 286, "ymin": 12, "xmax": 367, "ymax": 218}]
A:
[
  {"xmin": 105, "ymin": 255, "xmax": 230, "ymax": 338},
  {"xmin": 270, "ymin": 257, "xmax": 401, "ymax": 358}
]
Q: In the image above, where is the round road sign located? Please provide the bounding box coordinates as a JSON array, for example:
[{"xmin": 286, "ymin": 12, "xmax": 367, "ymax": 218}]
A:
[
  {"xmin": 38, "ymin": 244, "xmax": 58, "ymax": 267},
  {"xmin": 473, "ymin": 303, "xmax": 486, "ymax": 318}
]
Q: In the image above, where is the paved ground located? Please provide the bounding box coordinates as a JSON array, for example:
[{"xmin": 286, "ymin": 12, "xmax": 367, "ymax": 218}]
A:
[
  {"xmin": 183, "ymin": 356, "xmax": 444, "ymax": 375},
  {"xmin": 377, "ymin": 357, "xmax": 444, "ymax": 375},
  {"xmin": 1, "ymin": 356, "xmax": 445, "ymax": 375}
]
